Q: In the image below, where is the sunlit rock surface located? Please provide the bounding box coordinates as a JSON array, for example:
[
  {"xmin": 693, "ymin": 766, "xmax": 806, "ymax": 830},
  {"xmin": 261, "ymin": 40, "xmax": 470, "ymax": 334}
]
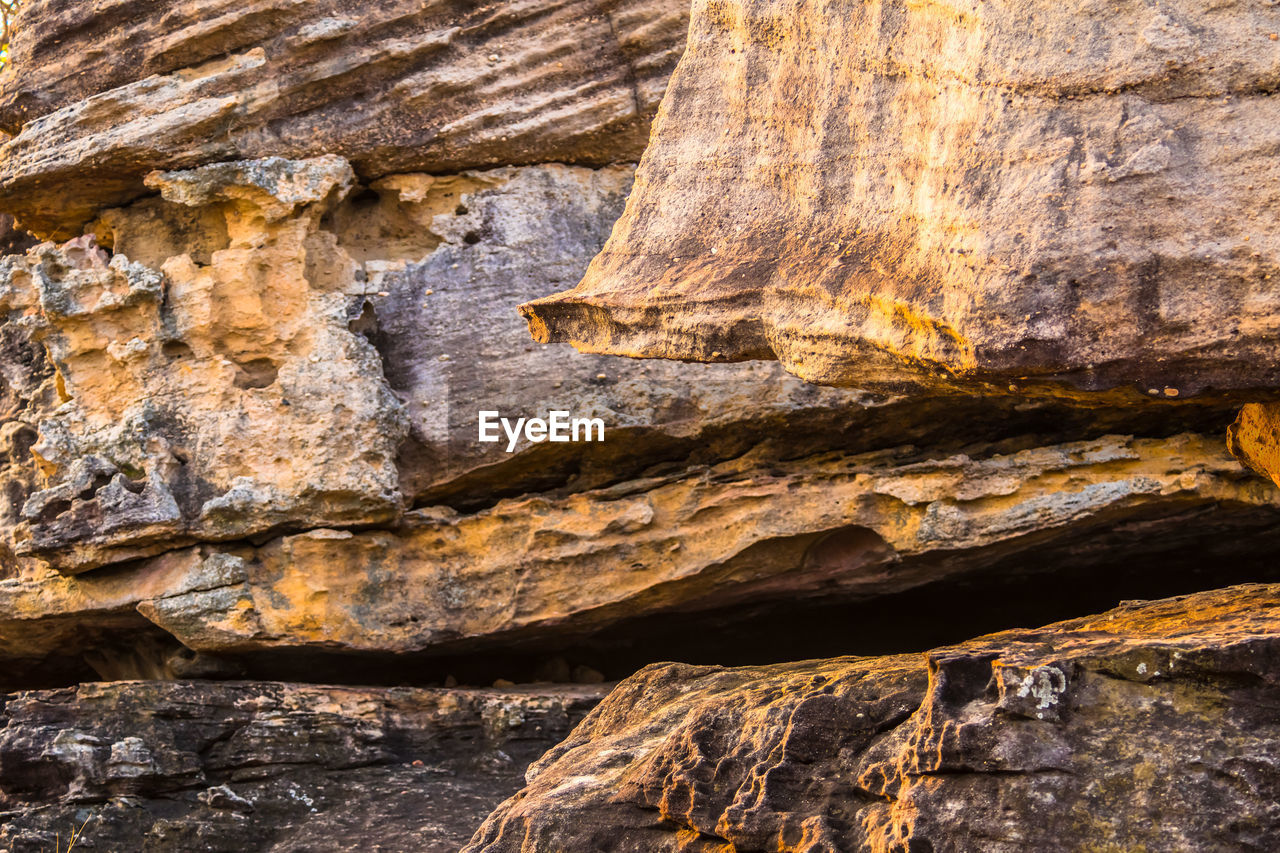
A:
[
  {"xmin": 1, "ymin": 157, "xmax": 407, "ymax": 572},
  {"xmin": 4, "ymin": 430, "xmax": 1278, "ymax": 680},
  {"xmin": 0, "ymin": 0, "xmax": 690, "ymax": 238},
  {"xmin": 523, "ymin": 0, "xmax": 1280, "ymax": 400},
  {"xmin": 0, "ymin": 0, "xmax": 1278, "ymax": 848},
  {"xmin": 465, "ymin": 584, "xmax": 1280, "ymax": 852}
]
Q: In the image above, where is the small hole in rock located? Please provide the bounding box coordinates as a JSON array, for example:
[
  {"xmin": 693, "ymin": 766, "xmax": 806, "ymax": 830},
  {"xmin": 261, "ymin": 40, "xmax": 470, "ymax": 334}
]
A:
[
  {"xmin": 348, "ymin": 301, "xmax": 379, "ymax": 339},
  {"xmin": 232, "ymin": 358, "xmax": 280, "ymax": 390},
  {"xmin": 455, "ymin": 204, "xmax": 468, "ymax": 216},
  {"xmin": 162, "ymin": 341, "xmax": 195, "ymax": 360}
]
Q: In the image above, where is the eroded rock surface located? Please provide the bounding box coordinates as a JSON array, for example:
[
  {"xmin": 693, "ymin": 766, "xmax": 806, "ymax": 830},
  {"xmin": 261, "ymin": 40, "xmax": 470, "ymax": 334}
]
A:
[
  {"xmin": 0, "ymin": 0, "xmax": 690, "ymax": 238},
  {"xmin": 465, "ymin": 584, "xmax": 1280, "ymax": 852},
  {"xmin": 1, "ymin": 157, "xmax": 407, "ymax": 572},
  {"xmin": 0, "ymin": 155, "xmax": 890, "ymax": 574},
  {"xmin": 0, "ymin": 680, "xmax": 605, "ymax": 852},
  {"xmin": 523, "ymin": 0, "xmax": 1280, "ymax": 400},
  {"xmin": 1228, "ymin": 402, "xmax": 1280, "ymax": 488},
  {"xmin": 1, "ymin": 2, "xmax": 1279, "ymax": 846},
  {"xmin": 4, "ymin": 430, "xmax": 1277, "ymax": 680}
]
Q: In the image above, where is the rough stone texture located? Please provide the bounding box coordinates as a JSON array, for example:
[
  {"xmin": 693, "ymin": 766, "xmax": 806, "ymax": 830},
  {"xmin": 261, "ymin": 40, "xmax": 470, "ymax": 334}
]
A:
[
  {"xmin": 0, "ymin": 214, "xmax": 37, "ymax": 256},
  {"xmin": 1228, "ymin": 402, "xmax": 1280, "ymax": 489},
  {"xmin": 0, "ymin": 680, "xmax": 605, "ymax": 852},
  {"xmin": 1, "ymin": 3, "xmax": 1279, "ymax": 845},
  {"xmin": 0, "ymin": 155, "xmax": 891, "ymax": 574},
  {"xmin": 4, "ymin": 430, "xmax": 1276, "ymax": 677},
  {"xmin": 348, "ymin": 161, "xmax": 859, "ymax": 507},
  {"xmin": 1, "ymin": 157, "xmax": 407, "ymax": 573},
  {"xmin": 465, "ymin": 583, "xmax": 1280, "ymax": 852},
  {"xmin": 0, "ymin": 0, "xmax": 690, "ymax": 238},
  {"xmin": 523, "ymin": 0, "xmax": 1280, "ymax": 400}
]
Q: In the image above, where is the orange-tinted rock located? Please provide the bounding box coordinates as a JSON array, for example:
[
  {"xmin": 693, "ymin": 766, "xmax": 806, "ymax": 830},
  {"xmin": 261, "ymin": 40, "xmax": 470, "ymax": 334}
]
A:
[
  {"xmin": 465, "ymin": 583, "xmax": 1280, "ymax": 852},
  {"xmin": 523, "ymin": 0, "xmax": 1280, "ymax": 400},
  {"xmin": 4, "ymin": 431, "xmax": 1278, "ymax": 677},
  {"xmin": 1, "ymin": 157, "xmax": 407, "ymax": 572},
  {"xmin": 1228, "ymin": 402, "xmax": 1280, "ymax": 488}
]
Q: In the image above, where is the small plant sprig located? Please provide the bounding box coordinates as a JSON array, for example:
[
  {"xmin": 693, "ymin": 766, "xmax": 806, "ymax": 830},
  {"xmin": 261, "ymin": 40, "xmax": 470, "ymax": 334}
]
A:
[{"xmin": 51, "ymin": 814, "xmax": 93, "ymax": 853}]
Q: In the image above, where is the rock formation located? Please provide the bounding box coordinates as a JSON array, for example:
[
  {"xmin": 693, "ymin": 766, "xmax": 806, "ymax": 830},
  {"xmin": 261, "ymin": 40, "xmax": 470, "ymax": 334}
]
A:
[
  {"xmin": 0, "ymin": 0, "xmax": 1276, "ymax": 850},
  {"xmin": 0, "ymin": 0, "xmax": 691, "ymax": 239},
  {"xmin": 466, "ymin": 584, "xmax": 1280, "ymax": 852},
  {"xmin": 522, "ymin": 0, "xmax": 1280, "ymax": 400},
  {"xmin": 0, "ymin": 680, "xmax": 604, "ymax": 852},
  {"xmin": 4, "ymin": 429, "xmax": 1279, "ymax": 684}
]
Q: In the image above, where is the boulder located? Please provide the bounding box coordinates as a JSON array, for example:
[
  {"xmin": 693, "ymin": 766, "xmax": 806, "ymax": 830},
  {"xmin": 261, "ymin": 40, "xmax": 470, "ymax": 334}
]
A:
[
  {"xmin": 465, "ymin": 583, "xmax": 1280, "ymax": 852},
  {"xmin": 522, "ymin": 0, "xmax": 1280, "ymax": 400}
]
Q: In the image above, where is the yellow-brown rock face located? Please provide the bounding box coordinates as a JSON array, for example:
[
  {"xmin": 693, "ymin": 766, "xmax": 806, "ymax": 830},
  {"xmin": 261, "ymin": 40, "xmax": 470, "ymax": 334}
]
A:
[
  {"xmin": 523, "ymin": 0, "xmax": 1280, "ymax": 400},
  {"xmin": 2, "ymin": 157, "xmax": 407, "ymax": 572},
  {"xmin": 1, "ymin": 0, "xmax": 1279, "ymax": 848},
  {"xmin": 5, "ymin": 430, "xmax": 1278, "ymax": 673},
  {"xmin": 1228, "ymin": 402, "xmax": 1280, "ymax": 487}
]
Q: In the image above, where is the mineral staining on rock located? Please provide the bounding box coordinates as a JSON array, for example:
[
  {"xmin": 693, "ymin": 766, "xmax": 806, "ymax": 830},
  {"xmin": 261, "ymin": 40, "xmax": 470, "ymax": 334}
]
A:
[
  {"xmin": 0, "ymin": 155, "xmax": 879, "ymax": 576},
  {"xmin": 464, "ymin": 584, "xmax": 1280, "ymax": 852},
  {"xmin": 522, "ymin": 0, "xmax": 1280, "ymax": 399},
  {"xmin": 0, "ymin": 680, "xmax": 605, "ymax": 853},
  {"xmin": 0, "ymin": 0, "xmax": 691, "ymax": 238}
]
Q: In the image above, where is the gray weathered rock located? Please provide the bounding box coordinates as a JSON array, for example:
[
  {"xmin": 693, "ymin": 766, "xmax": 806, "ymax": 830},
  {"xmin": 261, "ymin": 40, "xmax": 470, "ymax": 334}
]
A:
[{"xmin": 0, "ymin": 680, "xmax": 605, "ymax": 853}]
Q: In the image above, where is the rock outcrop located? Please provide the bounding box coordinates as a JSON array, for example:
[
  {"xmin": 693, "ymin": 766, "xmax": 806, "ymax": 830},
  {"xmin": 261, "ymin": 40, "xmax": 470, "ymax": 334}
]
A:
[
  {"xmin": 5, "ymin": 429, "xmax": 1280, "ymax": 684},
  {"xmin": 0, "ymin": 0, "xmax": 1278, "ymax": 850},
  {"xmin": 522, "ymin": 0, "xmax": 1280, "ymax": 400},
  {"xmin": 465, "ymin": 584, "xmax": 1280, "ymax": 852},
  {"xmin": 2, "ymin": 157, "xmax": 407, "ymax": 572},
  {"xmin": 0, "ymin": 680, "xmax": 605, "ymax": 852},
  {"xmin": 5, "ymin": 140, "xmax": 1266, "ymax": 683},
  {"xmin": 0, "ymin": 0, "xmax": 690, "ymax": 239}
]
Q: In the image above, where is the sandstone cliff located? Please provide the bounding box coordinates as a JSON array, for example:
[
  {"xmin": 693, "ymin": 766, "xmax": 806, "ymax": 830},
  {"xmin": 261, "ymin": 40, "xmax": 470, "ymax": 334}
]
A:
[{"xmin": 0, "ymin": 0, "xmax": 1276, "ymax": 850}]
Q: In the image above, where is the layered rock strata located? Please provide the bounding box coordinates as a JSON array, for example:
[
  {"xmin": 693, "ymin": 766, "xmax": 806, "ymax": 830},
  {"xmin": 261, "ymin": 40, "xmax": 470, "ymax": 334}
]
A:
[
  {"xmin": 0, "ymin": 152, "xmax": 1274, "ymax": 698},
  {"xmin": 0, "ymin": 0, "xmax": 1279, "ymax": 849},
  {"xmin": 0, "ymin": 0, "xmax": 690, "ymax": 239},
  {"xmin": 466, "ymin": 584, "xmax": 1280, "ymax": 852},
  {"xmin": 0, "ymin": 680, "xmax": 605, "ymax": 852},
  {"xmin": 522, "ymin": 0, "xmax": 1280, "ymax": 400}
]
